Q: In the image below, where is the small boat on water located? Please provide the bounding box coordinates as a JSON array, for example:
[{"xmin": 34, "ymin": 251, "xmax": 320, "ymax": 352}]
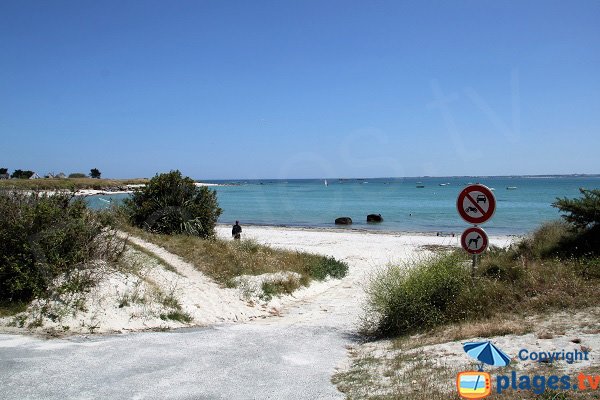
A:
[
  {"xmin": 416, "ymin": 183, "xmax": 425, "ymax": 188},
  {"xmin": 506, "ymin": 186, "xmax": 518, "ymax": 190},
  {"xmin": 324, "ymin": 179, "xmax": 328, "ymax": 187},
  {"xmin": 439, "ymin": 183, "xmax": 450, "ymax": 186}
]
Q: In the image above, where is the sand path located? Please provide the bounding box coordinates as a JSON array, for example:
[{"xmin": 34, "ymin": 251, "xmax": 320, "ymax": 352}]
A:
[{"xmin": 0, "ymin": 227, "xmax": 515, "ymax": 399}]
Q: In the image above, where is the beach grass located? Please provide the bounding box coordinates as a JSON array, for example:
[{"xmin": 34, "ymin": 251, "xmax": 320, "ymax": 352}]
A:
[
  {"xmin": 0, "ymin": 177, "xmax": 148, "ymax": 191},
  {"xmin": 336, "ymin": 220, "xmax": 600, "ymax": 399},
  {"xmin": 362, "ymin": 249, "xmax": 600, "ymax": 338},
  {"xmin": 121, "ymin": 225, "xmax": 348, "ymax": 295}
]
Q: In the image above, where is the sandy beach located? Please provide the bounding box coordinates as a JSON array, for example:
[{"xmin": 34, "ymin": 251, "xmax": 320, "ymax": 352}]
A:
[
  {"xmin": 3, "ymin": 225, "xmax": 599, "ymax": 400},
  {"xmin": 0, "ymin": 225, "xmax": 517, "ymax": 336}
]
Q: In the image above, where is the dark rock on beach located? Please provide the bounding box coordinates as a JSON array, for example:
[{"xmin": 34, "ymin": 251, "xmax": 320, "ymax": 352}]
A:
[
  {"xmin": 367, "ymin": 214, "xmax": 383, "ymax": 223},
  {"xmin": 335, "ymin": 217, "xmax": 352, "ymax": 225}
]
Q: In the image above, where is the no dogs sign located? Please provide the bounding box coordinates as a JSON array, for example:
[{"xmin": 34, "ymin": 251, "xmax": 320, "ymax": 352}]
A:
[
  {"xmin": 461, "ymin": 226, "xmax": 488, "ymax": 255},
  {"xmin": 457, "ymin": 184, "xmax": 496, "ymax": 225}
]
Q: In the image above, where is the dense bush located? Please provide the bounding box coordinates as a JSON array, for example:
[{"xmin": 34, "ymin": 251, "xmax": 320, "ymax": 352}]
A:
[
  {"xmin": 553, "ymin": 188, "xmax": 600, "ymax": 230},
  {"xmin": 364, "ymin": 218, "xmax": 600, "ymax": 337},
  {"xmin": 90, "ymin": 168, "xmax": 101, "ymax": 179},
  {"xmin": 68, "ymin": 173, "xmax": 87, "ymax": 178},
  {"xmin": 123, "ymin": 170, "xmax": 222, "ymax": 238},
  {"xmin": 365, "ymin": 254, "xmax": 470, "ymax": 336},
  {"xmin": 11, "ymin": 169, "xmax": 35, "ymax": 179},
  {"xmin": 549, "ymin": 188, "xmax": 600, "ymax": 256},
  {"xmin": 0, "ymin": 191, "xmax": 123, "ymax": 302}
]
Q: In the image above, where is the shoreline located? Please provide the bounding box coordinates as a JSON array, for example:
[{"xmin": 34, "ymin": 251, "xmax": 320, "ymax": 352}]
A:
[
  {"xmin": 216, "ymin": 222, "xmax": 522, "ymax": 240},
  {"xmin": 0, "ymin": 182, "xmax": 225, "ymax": 197}
]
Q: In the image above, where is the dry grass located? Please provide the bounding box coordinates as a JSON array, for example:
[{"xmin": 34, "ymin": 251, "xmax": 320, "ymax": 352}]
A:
[
  {"xmin": 0, "ymin": 177, "xmax": 148, "ymax": 191},
  {"xmin": 387, "ymin": 316, "xmax": 533, "ymax": 353},
  {"xmin": 334, "ymin": 319, "xmax": 600, "ymax": 400},
  {"xmin": 477, "ymin": 256, "xmax": 600, "ymax": 315},
  {"xmin": 121, "ymin": 226, "xmax": 348, "ymax": 292},
  {"xmin": 342, "ymin": 219, "xmax": 600, "ymax": 399},
  {"xmin": 333, "ymin": 345, "xmax": 462, "ymax": 400}
]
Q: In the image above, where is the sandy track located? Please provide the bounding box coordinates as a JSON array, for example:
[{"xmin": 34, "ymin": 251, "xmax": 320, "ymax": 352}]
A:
[
  {"xmin": 0, "ymin": 227, "xmax": 516, "ymax": 399},
  {"xmin": 123, "ymin": 233, "xmax": 267, "ymax": 325}
]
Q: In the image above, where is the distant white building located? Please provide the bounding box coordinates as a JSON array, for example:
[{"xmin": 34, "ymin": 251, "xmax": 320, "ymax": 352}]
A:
[
  {"xmin": 0, "ymin": 173, "xmax": 9, "ymax": 180},
  {"xmin": 46, "ymin": 172, "xmax": 66, "ymax": 179},
  {"xmin": 29, "ymin": 172, "xmax": 42, "ymax": 179}
]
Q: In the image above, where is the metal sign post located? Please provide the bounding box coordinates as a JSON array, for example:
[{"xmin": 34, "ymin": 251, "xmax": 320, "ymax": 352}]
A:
[{"xmin": 457, "ymin": 185, "xmax": 496, "ymax": 276}]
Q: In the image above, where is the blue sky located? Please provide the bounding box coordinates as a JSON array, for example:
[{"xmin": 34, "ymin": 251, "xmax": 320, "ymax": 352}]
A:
[{"xmin": 1, "ymin": 1, "xmax": 599, "ymax": 179}]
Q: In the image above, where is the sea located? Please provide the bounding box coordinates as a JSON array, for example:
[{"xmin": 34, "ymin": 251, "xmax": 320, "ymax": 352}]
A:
[{"xmin": 85, "ymin": 176, "xmax": 600, "ymax": 236}]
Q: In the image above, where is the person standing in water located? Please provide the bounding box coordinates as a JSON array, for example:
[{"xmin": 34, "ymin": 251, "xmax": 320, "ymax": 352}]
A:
[{"xmin": 232, "ymin": 220, "xmax": 242, "ymax": 240}]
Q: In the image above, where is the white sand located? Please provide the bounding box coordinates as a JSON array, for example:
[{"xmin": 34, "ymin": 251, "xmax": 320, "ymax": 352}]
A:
[
  {"xmin": 0, "ymin": 226, "xmax": 516, "ymax": 335},
  {"xmin": 216, "ymin": 225, "xmax": 515, "ymax": 329}
]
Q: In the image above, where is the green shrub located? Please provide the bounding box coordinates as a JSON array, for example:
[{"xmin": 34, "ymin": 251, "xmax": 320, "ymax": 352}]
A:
[
  {"xmin": 553, "ymin": 188, "xmax": 600, "ymax": 230},
  {"xmin": 68, "ymin": 173, "xmax": 87, "ymax": 178},
  {"xmin": 309, "ymin": 256, "xmax": 349, "ymax": 280},
  {"xmin": 11, "ymin": 169, "xmax": 35, "ymax": 179},
  {"xmin": 550, "ymin": 188, "xmax": 600, "ymax": 257},
  {"xmin": 123, "ymin": 170, "xmax": 222, "ymax": 238},
  {"xmin": 0, "ymin": 191, "xmax": 123, "ymax": 302},
  {"xmin": 90, "ymin": 168, "xmax": 101, "ymax": 179},
  {"xmin": 363, "ymin": 219, "xmax": 600, "ymax": 337},
  {"xmin": 363, "ymin": 253, "xmax": 481, "ymax": 336}
]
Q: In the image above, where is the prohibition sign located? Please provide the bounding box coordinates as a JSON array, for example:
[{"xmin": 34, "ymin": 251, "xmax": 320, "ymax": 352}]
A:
[
  {"xmin": 461, "ymin": 227, "xmax": 488, "ymax": 255},
  {"xmin": 457, "ymin": 184, "xmax": 496, "ymax": 225}
]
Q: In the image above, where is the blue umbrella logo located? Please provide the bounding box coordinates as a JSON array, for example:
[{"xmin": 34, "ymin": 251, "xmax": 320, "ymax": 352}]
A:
[{"xmin": 463, "ymin": 341, "xmax": 511, "ymax": 371}]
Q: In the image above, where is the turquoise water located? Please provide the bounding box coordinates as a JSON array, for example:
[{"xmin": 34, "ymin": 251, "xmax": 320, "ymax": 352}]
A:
[{"xmin": 85, "ymin": 176, "xmax": 600, "ymax": 235}]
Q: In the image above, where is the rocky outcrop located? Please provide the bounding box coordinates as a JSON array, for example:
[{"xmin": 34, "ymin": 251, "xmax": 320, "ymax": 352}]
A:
[
  {"xmin": 335, "ymin": 217, "xmax": 353, "ymax": 225},
  {"xmin": 367, "ymin": 214, "xmax": 383, "ymax": 223}
]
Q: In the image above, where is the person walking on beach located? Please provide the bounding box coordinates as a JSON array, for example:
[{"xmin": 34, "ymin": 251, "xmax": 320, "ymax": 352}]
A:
[{"xmin": 232, "ymin": 220, "xmax": 242, "ymax": 240}]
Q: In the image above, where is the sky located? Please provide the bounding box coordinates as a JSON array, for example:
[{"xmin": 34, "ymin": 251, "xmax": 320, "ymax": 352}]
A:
[{"xmin": 1, "ymin": 0, "xmax": 599, "ymax": 179}]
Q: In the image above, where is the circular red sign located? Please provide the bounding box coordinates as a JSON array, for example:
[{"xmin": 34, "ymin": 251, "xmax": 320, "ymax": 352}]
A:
[
  {"xmin": 461, "ymin": 227, "xmax": 489, "ymax": 255},
  {"xmin": 456, "ymin": 184, "xmax": 496, "ymax": 225}
]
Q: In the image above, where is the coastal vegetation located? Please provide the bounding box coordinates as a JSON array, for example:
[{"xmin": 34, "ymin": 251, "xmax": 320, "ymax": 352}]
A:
[
  {"xmin": 335, "ymin": 189, "xmax": 600, "ymax": 399},
  {"xmin": 362, "ymin": 189, "xmax": 599, "ymax": 338},
  {"xmin": 123, "ymin": 170, "xmax": 221, "ymax": 238},
  {"xmin": 0, "ymin": 170, "xmax": 349, "ymax": 327},
  {"xmin": 0, "ymin": 177, "xmax": 148, "ymax": 190},
  {"xmin": 117, "ymin": 170, "xmax": 347, "ymax": 299},
  {"xmin": 90, "ymin": 168, "xmax": 101, "ymax": 179},
  {"xmin": 0, "ymin": 191, "xmax": 124, "ymax": 306},
  {"xmin": 10, "ymin": 169, "xmax": 35, "ymax": 179},
  {"xmin": 120, "ymin": 226, "xmax": 348, "ymax": 299}
]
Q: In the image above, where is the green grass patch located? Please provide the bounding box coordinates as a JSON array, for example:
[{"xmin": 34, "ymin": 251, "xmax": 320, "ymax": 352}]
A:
[{"xmin": 159, "ymin": 310, "xmax": 192, "ymax": 323}]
